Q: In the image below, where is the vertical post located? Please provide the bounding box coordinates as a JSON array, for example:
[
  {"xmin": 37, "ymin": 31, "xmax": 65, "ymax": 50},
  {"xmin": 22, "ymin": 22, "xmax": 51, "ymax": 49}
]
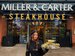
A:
[{"xmin": 27, "ymin": 23, "xmax": 30, "ymax": 43}]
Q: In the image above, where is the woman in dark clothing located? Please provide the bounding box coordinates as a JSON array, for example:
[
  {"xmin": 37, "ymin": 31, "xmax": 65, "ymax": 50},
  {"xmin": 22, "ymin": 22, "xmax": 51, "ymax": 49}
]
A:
[{"xmin": 26, "ymin": 30, "xmax": 48, "ymax": 56}]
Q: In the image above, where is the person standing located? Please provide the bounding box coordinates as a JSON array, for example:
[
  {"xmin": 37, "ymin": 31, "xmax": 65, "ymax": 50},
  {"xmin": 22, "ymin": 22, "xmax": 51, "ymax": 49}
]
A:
[{"xmin": 26, "ymin": 30, "xmax": 48, "ymax": 56}]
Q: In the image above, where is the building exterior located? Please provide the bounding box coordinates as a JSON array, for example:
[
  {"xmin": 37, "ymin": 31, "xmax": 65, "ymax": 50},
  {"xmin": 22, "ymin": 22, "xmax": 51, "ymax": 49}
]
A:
[{"xmin": 0, "ymin": 0, "xmax": 75, "ymax": 47}]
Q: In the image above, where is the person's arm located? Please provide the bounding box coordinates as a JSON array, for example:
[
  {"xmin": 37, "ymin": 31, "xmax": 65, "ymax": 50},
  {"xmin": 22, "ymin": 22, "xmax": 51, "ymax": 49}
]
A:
[
  {"xmin": 38, "ymin": 40, "xmax": 49, "ymax": 55},
  {"xmin": 26, "ymin": 43, "xmax": 30, "ymax": 56}
]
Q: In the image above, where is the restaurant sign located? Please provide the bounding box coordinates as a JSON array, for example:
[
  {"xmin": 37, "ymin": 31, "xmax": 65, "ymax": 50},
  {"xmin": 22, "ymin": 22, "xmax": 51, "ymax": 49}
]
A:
[{"xmin": 0, "ymin": 3, "xmax": 74, "ymax": 20}]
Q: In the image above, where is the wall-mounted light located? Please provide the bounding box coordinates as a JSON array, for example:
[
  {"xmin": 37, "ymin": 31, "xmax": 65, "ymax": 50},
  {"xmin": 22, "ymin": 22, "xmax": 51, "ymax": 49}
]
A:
[
  {"xmin": 32, "ymin": 22, "xmax": 43, "ymax": 25},
  {"xmin": 69, "ymin": 15, "xmax": 74, "ymax": 19},
  {"xmin": 2, "ymin": 15, "xmax": 5, "ymax": 19}
]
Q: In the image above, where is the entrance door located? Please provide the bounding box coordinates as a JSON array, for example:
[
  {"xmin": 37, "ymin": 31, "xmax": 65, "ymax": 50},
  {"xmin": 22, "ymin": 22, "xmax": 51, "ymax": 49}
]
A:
[
  {"xmin": 7, "ymin": 20, "xmax": 28, "ymax": 44},
  {"xmin": 7, "ymin": 20, "xmax": 72, "ymax": 47},
  {"xmin": 29, "ymin": 22, "xmax": 44, "ymax": 42},
  {"xmin": 29, "ymin": 20, "xmax": 67, "ymax": 45}
]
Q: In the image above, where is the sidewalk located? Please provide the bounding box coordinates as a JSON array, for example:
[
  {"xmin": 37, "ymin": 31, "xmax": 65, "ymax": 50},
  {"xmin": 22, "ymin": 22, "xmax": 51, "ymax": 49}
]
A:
[
  {"xmin": 0, "ymin": 44, "xmax": 26, "ymax": 56},
  {"xmin": 44, "ymin": 47, "xmax": 75, "ymax": 56},
  {"xmin": 0, "ymin": 44, "xmax": 75, "ymax": 56}
]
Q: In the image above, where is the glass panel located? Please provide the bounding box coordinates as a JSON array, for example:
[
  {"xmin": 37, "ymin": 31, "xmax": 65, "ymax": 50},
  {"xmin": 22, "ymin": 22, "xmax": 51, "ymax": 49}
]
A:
[
  {"xmin": 29, "ymin": 20, "xmax": 66, "ymax": 43},
  {"xmin": 7, "ymin": 19, "xmax": 28, "ymax": 44},
  {"xmin": 44, "ymin": 20, "xmax": 66, "ymax": 42}
]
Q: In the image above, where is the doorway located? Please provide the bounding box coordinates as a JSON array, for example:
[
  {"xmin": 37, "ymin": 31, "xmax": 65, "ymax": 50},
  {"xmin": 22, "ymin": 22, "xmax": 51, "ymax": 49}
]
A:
[
  {"xmin": 6, "ymin": 20, "xmax": 72, "ymax": 47},
  {"xmin": 29, "ymin": 20, "xmax": 67, "ymax": 43}
]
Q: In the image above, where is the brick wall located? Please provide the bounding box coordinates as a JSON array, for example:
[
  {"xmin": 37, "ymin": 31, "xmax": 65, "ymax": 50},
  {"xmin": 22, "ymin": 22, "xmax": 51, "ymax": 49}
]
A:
[
  {"xmin": 72, "ymin": 20, "xmax": 75, "ymax": 47},
  {"xmin": 0, "ymin": 16, "xmax": 7, "ymax": 45},
  {"xmin": 67, "ymin": 18, "xmax": 75, "ymax": 47}
]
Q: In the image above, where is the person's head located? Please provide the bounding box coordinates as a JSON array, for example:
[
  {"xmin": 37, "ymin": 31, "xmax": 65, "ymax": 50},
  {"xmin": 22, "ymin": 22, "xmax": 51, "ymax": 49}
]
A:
[{"xmin": 31, "ymin": 30, "xmax": 39, "ymax": 41}]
